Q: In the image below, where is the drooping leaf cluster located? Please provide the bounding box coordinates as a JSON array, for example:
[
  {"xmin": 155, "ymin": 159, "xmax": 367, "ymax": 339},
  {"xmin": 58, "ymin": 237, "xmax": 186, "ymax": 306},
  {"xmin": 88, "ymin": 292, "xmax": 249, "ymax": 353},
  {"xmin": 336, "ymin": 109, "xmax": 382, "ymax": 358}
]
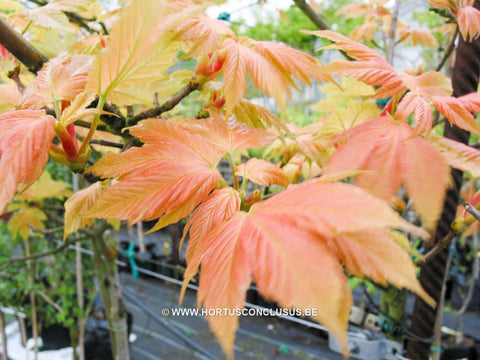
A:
[{"xmin": 1, "ymin": 0, "xmax": 480, "ymax": 358}]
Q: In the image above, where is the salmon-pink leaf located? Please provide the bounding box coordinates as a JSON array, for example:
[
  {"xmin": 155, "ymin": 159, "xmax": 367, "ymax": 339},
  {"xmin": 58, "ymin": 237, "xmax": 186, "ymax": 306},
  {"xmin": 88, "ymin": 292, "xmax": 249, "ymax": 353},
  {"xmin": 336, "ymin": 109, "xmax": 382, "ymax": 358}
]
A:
[
  {"xmin": 429, "ymin": 134, "xmax": 480, "ymax": 177},
  {"xmin": 0, "ymin": 110, "xmax": 56, "ymax": 213},
  {"xmin": 84, "ymin": 119, "xmax": 225, "ymax": 229},
  {"xmin": 18, "ymin": 53, "xmax": 92, "ymax": 110},
  {"xmin": 433, "ymin": 96, "xmax": 480, "ymax": 134},
  {"xmin": 184, "ymin": 180, "xmax": 431, "ymax": 357},
  {"xmin": 324, "ymin": 116, "xmax": 450, "ymax": 229},
  {"xmin": 235, "ymin": 158, "xmax": 289, "ymax": 187}
]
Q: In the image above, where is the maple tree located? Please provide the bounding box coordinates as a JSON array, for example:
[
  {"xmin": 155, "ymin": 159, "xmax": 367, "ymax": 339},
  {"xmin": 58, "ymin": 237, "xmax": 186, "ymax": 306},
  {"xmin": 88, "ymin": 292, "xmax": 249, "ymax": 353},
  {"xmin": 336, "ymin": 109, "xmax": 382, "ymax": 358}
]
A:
[{"xmin": 1, "ymin": 0, "xmax": 480, "ymax": 359}]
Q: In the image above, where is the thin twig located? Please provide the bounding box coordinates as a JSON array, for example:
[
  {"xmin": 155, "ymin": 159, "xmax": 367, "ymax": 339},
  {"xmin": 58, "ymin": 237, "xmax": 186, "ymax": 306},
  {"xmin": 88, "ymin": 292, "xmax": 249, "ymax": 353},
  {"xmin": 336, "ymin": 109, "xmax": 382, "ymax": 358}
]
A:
[
  {"xmin": 416, "ymin": 231, "xmax": 455, "ymax": 265},
  {"xmin": 387, "ymin": 0, "xmax": 401, "ymax": 65},
  {"xmin": 293, "ymin": 0, "xmax": 330, "ymax": 31},
  {"xmin": 74, "ymin": 120, "xmax": 108, "ymax": 132},
  {"xmin": 436, "ymin": 26, "xmax": 459, "ymax": 72},
  {"xmin": 90, "ymin": 139, "xmax": 124, "ymax": 149},
  {"xmin": 35, "ymin": 290, "xmax": 63, "ymax": 313},
  {"xmin": 8, "ymin": 65, "xmax": 26, "ymax": 93},
  {"xmin": 0, "ymin": 237, "xmax": 87, "ymax": 271},
  {"xmin": 129, "ymin": 80, "xmax": 199, "ymax": 125}
]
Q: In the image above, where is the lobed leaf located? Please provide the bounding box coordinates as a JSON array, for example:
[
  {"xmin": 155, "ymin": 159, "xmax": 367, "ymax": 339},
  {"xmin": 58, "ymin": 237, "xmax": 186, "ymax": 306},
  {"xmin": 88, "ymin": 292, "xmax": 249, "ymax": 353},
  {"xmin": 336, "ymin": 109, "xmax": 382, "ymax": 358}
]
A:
[
  {"xmin": 18, "ymin": 53, "xmax": 92, "ymax": 110},
  {"xmin": 86, "ymin": 0, "xmax": 204, "ymax": 104},
  {"xmin": 429, "ymin": 134, "xmax": 480, "ymax": 177},
  {"xmin": 433, "ymin": 96, "xmax": 480, "ymax": 134},
  {"xmin": 183, "ymin": 180, "xmax": 431, "ymax": 358},
  {"xmin": 64, "ymin": 182, "xmax": 104, "ymax": 240},
  {"xmin": 221, "ymin": 37, "xmax": 328, "ymax": 116},
  {"xmin": 458, "ymin": 6, "xmax": 480, "ymax": 40},
  {"xmin": 235, "ymin": 158, "xmax": 289, "ymax": 187},
  {"xmin": 7, "ymin": 204, "xmax": 47, "ymax": 240},
  {"xmin": 0, "ymin": 110, "xmax": 56, "ymax": 214},
  {"xmin": 16, "ymin": 171, "xmax": 72, "ymax": 203},
  {"xmin": 324, "ymin": 116, "xmax": 450, "ymax": 230},
  {"xmin": 84, "ymin": 119, "xmax": 225, "ymax": 229}
]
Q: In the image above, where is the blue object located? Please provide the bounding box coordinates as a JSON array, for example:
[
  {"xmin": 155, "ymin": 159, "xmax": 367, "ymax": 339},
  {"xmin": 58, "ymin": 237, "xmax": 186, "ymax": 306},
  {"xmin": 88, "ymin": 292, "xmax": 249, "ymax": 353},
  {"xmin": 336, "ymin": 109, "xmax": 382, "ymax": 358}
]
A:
[
  {"xmin": 218, "ymin": 12, "xmax": 230, "ymax": 21},
  {"xmin": 124, "ymin": 242, "xmax": 138, "ymax": 279}
]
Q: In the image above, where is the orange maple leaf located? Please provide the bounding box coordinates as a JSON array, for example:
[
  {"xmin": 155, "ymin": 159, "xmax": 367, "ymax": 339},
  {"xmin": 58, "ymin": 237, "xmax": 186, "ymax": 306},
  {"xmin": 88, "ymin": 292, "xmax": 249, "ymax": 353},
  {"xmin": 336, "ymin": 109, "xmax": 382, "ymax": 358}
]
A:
[
  {"xmin": 307, "ymin": 30, "xmax": 480, "ymax": 135},
  {"xmin": 304, "ymin": 30, "xmax": 406, "ymax": 99},
  {"xmin": 18, "ymin": 53, "xmax": 92, "ymax": 110},
  {"xmin": 428, "ymin": 0, "xmax": 480, "ymax": 40},
  {"xmin": 429, "ymin": 134, "xmax": 480, "ymax": 177},
  {"xmin": 235, "ymin": 158, "xmax": 289, "ymax": 187},
  {"xmin": 83, "ymin": 119, "xmax": 225, "ymax": 231},
  {"xmin": 64, "ymin": 182, "xmax": 105, "ymax": 240},
  {"xmin": 172, "ymin": 14, "xmax": 235, "ymax": 58},
  {"xmin": 0, "ymin": 110, "xmax": 56, "ymax": 213},
  {"xmin": 182, "ymin": 180, "xmax": 432, "ymax": 359},
  {"xmin": 220, "ymin": 36, "xmax": 330, "ymax": 115},
  {"xmin": 178, "ymin": 115, "xmax": 274, "ymax": 152},
  {"xmin": 323, "ymin": 116, "xmax": 451, "ymax": 230}
]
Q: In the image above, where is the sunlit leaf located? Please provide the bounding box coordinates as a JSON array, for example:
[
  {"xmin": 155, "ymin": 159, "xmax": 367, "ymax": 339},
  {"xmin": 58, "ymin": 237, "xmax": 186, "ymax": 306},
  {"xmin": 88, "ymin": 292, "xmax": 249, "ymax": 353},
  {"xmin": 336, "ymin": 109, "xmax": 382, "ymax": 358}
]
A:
[
  {"xmin": 183, "ymin": 180, "xmax": 431, "ymax": 358},
  {"xmin": 324, "ymin": 116, "xmax": 450, "ymax": 230},
  {"xmin": 0, "ymin": 110, "xmax": 56, "ymax": 213},
  {"xmin": 83, "ymin": 118, "xmax": 225, "ymax": 230},
  {"xmin": 86, "ymin": 0, "xmax": 205, "ymax": 104},
  {"xmin": 429, "ymin": 134, "xmax": 480, "ymax": 177},
  {"xmin": 16, "ymin": 171, "xmax": 72, "ymax": 203},
  {"xmin": 235, "ymin": 158, "xmax": 289, "ymax": 187},
  {"xmin": 7, "ymin": 204, "xmax": 47, "ymax": 239},
  {"xmin": 64, "ymin": 182, "xmax": 104, "ymax": 240}
]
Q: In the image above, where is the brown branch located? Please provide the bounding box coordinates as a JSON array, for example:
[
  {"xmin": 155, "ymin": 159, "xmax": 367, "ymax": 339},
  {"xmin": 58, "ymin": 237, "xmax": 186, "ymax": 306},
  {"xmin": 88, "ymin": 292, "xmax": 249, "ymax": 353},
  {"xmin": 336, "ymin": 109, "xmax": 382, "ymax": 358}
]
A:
[
  {"xmin": 130, "ymin": 80, "xmax": 199, "ymax": 125},
  {"xmin": 293, "ymin": 0, "xmax": 330, "ymax": 31},
  {"xmin": 74, "ymin": 120, "xmax": 108, "ymax": 132},
  {"xmin": 0, "ymin": 16, "xmax": 48, "ymax": 73},
  {"xmin": 90, "ymin": 139, "xmax": 124, "ymax": 149},
  {"xmin": 0, "ymin": 236, "xmax": 87, "ymax": 271},
  {"xmin": 416, "ymin": 231, "xmax": 455, "ymax": 265},
  {"xmin": 35, "ymin": 290, "xmax": 63, "ymax": 313},
  {"xmin": 471, "ymin": 141, "xmax": 480, "ymax": 149},
  {"xmin": 436, "ymin": 26, "xmax": 459, "ymax": 72},
  {"xmin": 386, "ymin": 0, "xmax": 401, "ymax": 65}
]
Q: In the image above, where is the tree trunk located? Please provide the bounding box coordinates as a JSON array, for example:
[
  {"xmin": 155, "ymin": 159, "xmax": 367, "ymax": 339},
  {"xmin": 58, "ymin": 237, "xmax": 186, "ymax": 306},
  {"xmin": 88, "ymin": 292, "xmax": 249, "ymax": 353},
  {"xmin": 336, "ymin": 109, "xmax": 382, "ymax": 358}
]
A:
[
  {"xmin": 91, "ymin": 228, "xmax": 130, "ymax": 360},
  {"xmin": 406, "ymin": 3, "xmax": 480, "ymax": 358},
  {"xmin": 0, "ymin": 311, "xmax": 8, "ymax": 360}
]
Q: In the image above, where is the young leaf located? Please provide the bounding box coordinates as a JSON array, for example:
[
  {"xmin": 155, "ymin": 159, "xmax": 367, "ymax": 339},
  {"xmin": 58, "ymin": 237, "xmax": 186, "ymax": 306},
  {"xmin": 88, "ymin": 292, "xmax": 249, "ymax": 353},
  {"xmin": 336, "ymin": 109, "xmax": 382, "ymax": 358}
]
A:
[
  {"xmin": 232, "ymin": 100, "xmax": 288, "ymax": 132},
  {"xmin": 458, "ymin": 5, "xmax": 480, "ymax": 40},
  {"xmin": 221, "ymin": 37, "xmax": 329, "ymax": 115},
  {"xmin": 18, "ymin": 53, "xmax": 92, "ymax": 110},
  {"xmin": 184, "ymin": 180, "xmax": 431, "ymax": 358},
  {"xmin": 16, "ymin": 171, "xmax": 72, "ymax": 203},
  {"xmin": 428, "ymin": 0, "xmax": 480, "ymax": 40},
  {"xmin": 305, "ymin": 30, "xmax": 406, "ymax": 99},
  {"xmin": 7, "ymin": 204, "xmax": 47, "ymax": 240},
  {"xmin": 172, "ymin": 14, "xmax": 235, "ymax": 58},
  {"xmin": 28, "ymin": 0, "xmax": 93, "ymax": 30},
  {"xmin": 83, "ymin": 119, "xmax": 225, "ymax": 230},
  {"xmin": 429, "ymin": 134, "xmax": 480, "ymax": 177},
  {"xmin": 180, "ymin": 187, "xmax": 240, "ymax": 303},
  {"xmin": 181, "ymin": 114, "xmax": 274, "ymax": 152},
  {"xmin": 323, "ymin": 116, "xmax": 450, "ymax": 230},
  {"xmin": 0, "ymin": 110, "xmax": 56, "ymax": 214},
  {"xmin": 235, "ymin": 158, "xmax": 289, "ymax": 187},
  {"xmin": 64, "ymin": 182, "xmax": 104, "ymax": 240},
  {"xmin": 86, "ymin": 0, "xmax": 204, "ymax": 104},
  {"xmin": 433, "ymin": 95, "xmax": 480, "ymax": 134},
  {"xmin": 59, "ymin": 93, "xmax": 106, "ymax": 126}
]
